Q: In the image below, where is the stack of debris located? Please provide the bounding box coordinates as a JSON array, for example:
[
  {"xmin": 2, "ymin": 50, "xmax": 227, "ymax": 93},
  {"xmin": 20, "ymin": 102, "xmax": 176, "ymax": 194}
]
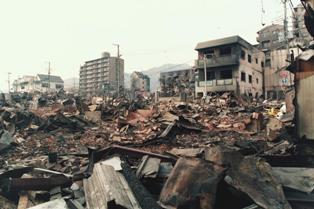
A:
[{"xmin": 1, "ymin": 91, "xmax": 312, "ymax": 209}]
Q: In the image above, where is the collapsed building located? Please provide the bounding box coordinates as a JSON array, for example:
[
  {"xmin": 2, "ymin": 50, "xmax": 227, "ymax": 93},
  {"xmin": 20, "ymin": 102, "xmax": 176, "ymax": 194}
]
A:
[
  {"xmin": 159, "ymin": 68, "xmax": 195, "ymax": 97},
  {"xmin": 1, "ymin": 88, "xmax": 314, "ymax": 209},
  {"xmin": 194, "ymin": 36, "xmax": 265, "ymax": 98},
  {"xmin": 0, "ymin": 2, "xmax": 313, "ymax": 209},
  {"xmin": 130, "ymin": 71, "xmax": 150, "ymax": 99}
]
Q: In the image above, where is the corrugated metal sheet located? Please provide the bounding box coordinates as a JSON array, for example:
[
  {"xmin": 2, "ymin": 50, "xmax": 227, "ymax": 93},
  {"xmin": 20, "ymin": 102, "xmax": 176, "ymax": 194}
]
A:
[{"xmin": 297, "ymin": 73, "xmax": 314, "ymax": 140}]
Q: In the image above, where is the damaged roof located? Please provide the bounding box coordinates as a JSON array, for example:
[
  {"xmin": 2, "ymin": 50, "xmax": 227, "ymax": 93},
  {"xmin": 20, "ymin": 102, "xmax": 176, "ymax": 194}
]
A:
[{"xmin": 195, "ymin": 35, "xmax": 253, "ymax": 51}]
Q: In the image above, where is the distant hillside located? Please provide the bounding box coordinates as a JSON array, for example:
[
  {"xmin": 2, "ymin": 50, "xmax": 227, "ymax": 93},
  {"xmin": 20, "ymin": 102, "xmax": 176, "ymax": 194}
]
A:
[{"xmin": 133, "ymin": 63, "xmax": 191, "ymax": 92}]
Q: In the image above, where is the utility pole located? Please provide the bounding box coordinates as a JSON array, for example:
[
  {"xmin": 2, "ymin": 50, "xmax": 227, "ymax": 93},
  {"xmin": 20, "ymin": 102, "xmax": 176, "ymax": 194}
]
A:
[
  {"xmin": 283, "ymin": 0, "xmax": 293, "ymax": 86},
  {"xmin": 113, "ymin": 44, "xmax": 121, "ymax": 97},
  {"xmin": 203, "ymin": 54, "xmax": 207, "ymax": 98},
  {"xmin": 7, "ymin": 72, "xmax": 11, "ymax": 93},
  {"xmin": 283, "ymin": 0, "xmax": 289, "ymax": 55},
  {"xmin": 48, "ymin": 61, "xmax": 51, "ymax": 92},
  {"xmin": 73, "ymin": 77, "xmax": 76, "ymax": 93}
]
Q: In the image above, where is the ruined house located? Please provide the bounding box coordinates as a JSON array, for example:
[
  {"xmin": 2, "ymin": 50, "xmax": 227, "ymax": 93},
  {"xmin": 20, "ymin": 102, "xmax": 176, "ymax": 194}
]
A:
[
  {"xmin": 194, "ymin": 36, "xmax": 265, "ymax": 97},
  {"xmin": 130, "ymin": 71, "xmax": 150, "ymax": 98},
  {"xmin": 159, "ymin": 68, "xmax": 195, "ymax": 97}
]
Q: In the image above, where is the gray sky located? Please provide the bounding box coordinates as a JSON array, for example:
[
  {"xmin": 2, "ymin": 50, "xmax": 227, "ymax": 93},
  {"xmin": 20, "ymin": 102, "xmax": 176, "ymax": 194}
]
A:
[{"xmin": 0, "ymin": 0, "xmax": 300, "ymax": 92}]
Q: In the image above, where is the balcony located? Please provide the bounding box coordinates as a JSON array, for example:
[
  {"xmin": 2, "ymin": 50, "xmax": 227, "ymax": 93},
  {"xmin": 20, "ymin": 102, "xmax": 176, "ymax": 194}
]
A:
[
  {"xmin": 196, "ymin": 78, "xmax": 237, "ymax": 93},
  {"xmin": 195, "ymin": 55, "xmax": 238, "ymax": 69},
  {"xmin": 199, "ymin": 79, "xmax": 233, "ymax": 87}
]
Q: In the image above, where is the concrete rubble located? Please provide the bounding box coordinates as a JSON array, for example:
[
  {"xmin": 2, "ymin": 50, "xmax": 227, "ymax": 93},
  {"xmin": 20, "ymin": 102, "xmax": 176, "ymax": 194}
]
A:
[{"xmin": 0, "ymin": 91, "xmax": 314, "ymax": 209}]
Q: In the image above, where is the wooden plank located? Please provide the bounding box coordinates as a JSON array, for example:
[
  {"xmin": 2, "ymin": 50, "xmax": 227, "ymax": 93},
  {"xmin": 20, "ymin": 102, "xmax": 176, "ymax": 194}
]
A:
[
  {"xmin": 136, "ymin": 155, "xmax": 161, "ymax": 179},
  {"xmin": 84, "ymin": 161, "xmax": 142, "ymax": 209},
  {"xmin": 17, "ymin": 192, "xmax": 28, "ymax": 209}
]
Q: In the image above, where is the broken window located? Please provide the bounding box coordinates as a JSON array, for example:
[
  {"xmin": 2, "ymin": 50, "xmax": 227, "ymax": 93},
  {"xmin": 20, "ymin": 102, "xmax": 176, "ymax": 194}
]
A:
[
  {"xmin": 56, "ymin": 84, "xmax": 64, "ymax": 89},
  {"xmin": 262, "ymin": 40, "xmax": 270, "ymax": 48},
  {"xmin": 249, "ymin": 75, "xmax": 252, "ymax": 84},
  {"xmin": 42, "ymin": 83, "xmax": 48, "ymax": 88},
  {"xmin": 206, "ymin": 71, "xmax": 215, "ymax": 80},
  {"xmin": 265, "ymin": 59, "xmax": 271, "ymax": 67},
  {"xmin": 220, "ymin": 47, "xmax": 231, "ymax": 56},
  {"xmin": 241, "ymin": 50, "xmax": 246, "ymax": 60},
  {"xmin": 248, "ymin": 54, "xmax": 252, "ymax": 63},
  {"xmin": 204, "ymin": 49, "xmax": 214, "ymax": 58},
  {"xmin": 241, "ymin": 72, "xmax": 246, "ymax": 82},
  {"xmin": 220, "ymin": 70, "xmax": 232, "ymax": 79}
]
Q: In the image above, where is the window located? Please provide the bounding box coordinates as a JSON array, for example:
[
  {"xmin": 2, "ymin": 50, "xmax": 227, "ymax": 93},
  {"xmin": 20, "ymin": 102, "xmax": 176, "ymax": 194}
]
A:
[
  {"xmin": 265, "ymin": 59, "xmax": 271, "ymax": 67},
  {"xmin": 220, "ymin": 70, "xmax": 232, "ymax": 79},
  {"xmin": 203, "ymin": 49, "xmax": 214, "ymax": 58},
  {"xmin": 255, "ymin": 58, "xmax": 258, "ymax": 64},
  {"xmin": 262, "ymin": 40, "xmax": 270, "ymax": 48},
  {"xmin": 249, "ymin": 75, "xmax": 252, "ymax": 84},
  {"xmin": 256, "ymin": 78, "xmax": 259, "ymax": 84},
  {"xmin": 220, "ymin": 47, "xmax": 231, "ymax": 56},
  {"xmin": 261, "ymin": 61, "xmax": 265, "ymax": 68},
  {"xmin": 241, "ymin": 72, "xmax": 246, "ymax": 82},
  {"xmin": 206, "ymin": 71, "xmax": 215, "ymax": 80},
  {"xmin": 241, "ymin": 50, "xmax": 246, "ymax": 60},
  {"xmin": 248, "ymin": 54, "xmax": 252, "ymax": 63},
  {"xmin": 42, "ymin": 83, "xmax": 48, "ymax": 88},
  {"xmin": 56, "ymin": 84, "xmax": 64, "ymax": 89}
]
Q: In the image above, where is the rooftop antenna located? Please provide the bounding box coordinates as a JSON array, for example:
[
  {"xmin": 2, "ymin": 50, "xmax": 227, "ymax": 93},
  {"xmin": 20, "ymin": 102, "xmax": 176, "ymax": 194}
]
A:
[{"xmin": 261, "ymin": 0, "xmax": 266, "ymax": 26}]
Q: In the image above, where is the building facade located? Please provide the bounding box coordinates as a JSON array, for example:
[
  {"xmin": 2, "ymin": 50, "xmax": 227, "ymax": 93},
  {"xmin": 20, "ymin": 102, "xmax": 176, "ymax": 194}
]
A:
[
  {"xmin": 159, "ymin": 68, "xmax": 195, "ymax": 97},
  {"xmin": 13, "ymin": 74, "xmax": 64, "ymax": 93},
  {"xmin": 292, "ymin": 4, "xmax": 313, "ymax": 46},
  {"xmin": 130, "ymin": 71, "xmax": 150, "ymax": 98},
  {"xmin": 256, "ymin": 24, "xmax": 286, "ymax": 51},
  {"xmin": 256, "ymin": 24, "xmax": 301, "ymax": 99},
  {"xmin": 194, "ymin": 36, "xmax": 265, "ymax": 97},
  {"xmin": 263, "ymin": 48, "xmax": 301, "ymax": 99},
  {"xmin": 79, "ymin": 52, "xmax": 124, "ymax": 99}
]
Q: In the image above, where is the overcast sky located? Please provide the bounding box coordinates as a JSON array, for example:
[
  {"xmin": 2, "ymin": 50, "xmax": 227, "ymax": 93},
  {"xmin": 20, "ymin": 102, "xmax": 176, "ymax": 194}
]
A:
[{"xmin": 0, "ymin": 0, "xmax": 300, "ymax": 92}]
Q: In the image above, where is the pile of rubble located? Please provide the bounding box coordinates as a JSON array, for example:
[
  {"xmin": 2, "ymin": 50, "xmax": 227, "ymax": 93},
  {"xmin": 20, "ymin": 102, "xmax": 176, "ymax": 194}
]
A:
[{"xmin": 0, "ymin": 91, "xmax": 313, "ymax": 209}]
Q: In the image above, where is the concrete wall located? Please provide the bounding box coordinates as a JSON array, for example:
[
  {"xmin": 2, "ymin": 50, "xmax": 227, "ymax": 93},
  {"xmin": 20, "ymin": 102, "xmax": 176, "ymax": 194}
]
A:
[
  {"xmin": 297, "ymin": 73, "xmax": 314, "ymax": 140},
  {"xmin": 264, "ymin": 48, "xmax": 299, "ymax": 99},
  {"xmin": 238, "ymin": 48, "xmax": 264, "ymax": 97},
  {"xmin": 109, "ymin": 57, "xmax": 124, "ymax": 90}
]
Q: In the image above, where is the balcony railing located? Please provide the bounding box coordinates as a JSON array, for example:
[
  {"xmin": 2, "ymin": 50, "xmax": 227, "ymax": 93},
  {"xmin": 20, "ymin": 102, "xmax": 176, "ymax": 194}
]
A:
[
  {"xmin": 199, "ymin": 79, "xmax": 233, "ymax": 87},
  {"xmin": 195, "ymin": 55, "xmax": 238, "ymax": 68}
]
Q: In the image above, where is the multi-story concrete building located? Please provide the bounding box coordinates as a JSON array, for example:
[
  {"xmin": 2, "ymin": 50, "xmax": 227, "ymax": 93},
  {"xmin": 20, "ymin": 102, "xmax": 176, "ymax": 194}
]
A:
[
  {"xmin": 256, "ymin": 24, "xmax": 301, "ymax": 100},
  {"xmin": 194, "ymin": 36, "xmax": 265, "ymax": 98},
  {"xmin": 79, "ymin": 52, "xmax": 124, "ymax": 99},
  {"xmin": 130, "ymin": 71, "xmax": 150, "ymax": 98},
  {"xmin": 292, "ymin": 4, "xmax": 313, "ymax": 46},
  {"xmin": 256, "ymin": 24, "xmax": 286, "ymax": 51},
  {"xmin": 263, "ymin": 48, "xmax": 301, "ymax": 99},
  {"xmin": 13, "ymin": 74, "xmax": 64, "ymax": 93},
  {"xmin": 159, "ymin": 68, "xmax": 195, "ymax": 97}
]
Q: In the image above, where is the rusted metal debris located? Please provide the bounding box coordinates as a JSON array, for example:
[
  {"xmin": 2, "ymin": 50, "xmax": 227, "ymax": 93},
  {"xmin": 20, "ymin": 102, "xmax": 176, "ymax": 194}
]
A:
[{"xmin": 159, "ymin": 158, "xmax": 225, "ymax": 209}]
